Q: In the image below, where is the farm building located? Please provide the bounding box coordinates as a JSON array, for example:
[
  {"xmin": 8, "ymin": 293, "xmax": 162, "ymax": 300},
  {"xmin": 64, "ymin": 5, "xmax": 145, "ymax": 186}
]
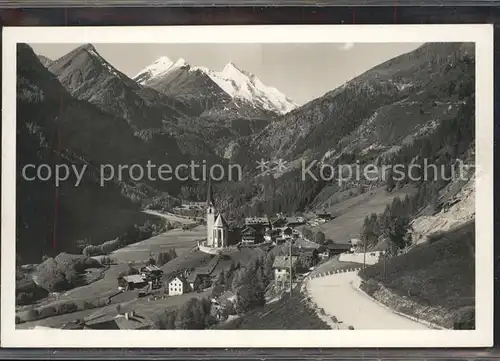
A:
[
  {"xmin": 65, "ymin": 310, "xmax": 154, "ymax": 330},
  {"xmin": 286, "ymin": 217, "xmax": 306, "ymax": 227},
  {"xmin": 186, "ymin": 272, "xmax": 211, "ymax": 291},
  {"xmin": 270, "ymin": 216, "xmax": 287, "ymax": 228},
  {"xmin": 118, "ymin": 274, "xmax": 148, "ymax": 291},
  {"xmin": 318, "ymin": 243, "xmax": 352, "ymax": 259},
  {"xmin": 140, "ymin": 265, "xmax": 163, "ymax": 289},
  {"xmin": 315, "ymin": 212, "xmax": 334, "ymax": 220}
]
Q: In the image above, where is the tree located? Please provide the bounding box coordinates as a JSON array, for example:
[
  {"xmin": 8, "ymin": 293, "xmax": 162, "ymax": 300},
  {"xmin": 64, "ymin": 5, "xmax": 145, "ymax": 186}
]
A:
[
  {"xmin": 315, "ymin": 231, "xmax": 326, "ymax": 245},
  {"xmin": 234, "ymin": 284, "xmax": 256, "ymax": 314},
  {"xmin": 383, "ymin": 216, "xmax": 413, "ymax": 256},
  {"xmin": 174, "ymin": 298, "xmax": 211, "ymax": 329},
  {"xmin": 126, "ymin": 264, "xmax": 139, "ymax": 275},
  {"xmin": 160, "ymin": 310, "xmax": 177, "ymax": 329},
  {"xmin": 360, "ymin": 215, "xmax": 379, "ymax": 249},
  {"xmin": 216, "ymin": 270, "xmax": 225, "ymax": 286},
  {"xmin": 386, "ymin": 168, "xmax": 395, "ymax": 192}
]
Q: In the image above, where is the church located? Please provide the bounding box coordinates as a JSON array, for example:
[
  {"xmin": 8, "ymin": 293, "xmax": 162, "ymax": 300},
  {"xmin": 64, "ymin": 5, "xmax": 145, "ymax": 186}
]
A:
[{"xmin": 205, "ymin": 181, "xmax": 229, "ymax": 248}]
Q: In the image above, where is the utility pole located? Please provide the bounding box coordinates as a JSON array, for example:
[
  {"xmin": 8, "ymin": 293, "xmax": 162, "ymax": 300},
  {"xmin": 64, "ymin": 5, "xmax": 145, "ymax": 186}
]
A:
[
  {"xmin": 362, "ymin": 239, "xmax": 367, "ymax": 274},
  {"xmin": 383, "ymin": 251, "xmax": 387, "ymax": 280}
]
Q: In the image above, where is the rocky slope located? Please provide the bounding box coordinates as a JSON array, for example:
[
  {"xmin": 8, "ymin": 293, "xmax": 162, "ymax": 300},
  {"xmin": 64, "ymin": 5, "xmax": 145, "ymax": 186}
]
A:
[
  {"xmin": 47, "ymin": 44, "xmax": 222, "ymax": 167},
  {"xmin": 254, "ymin": 42, "xmax": 475, "ymax": 165}
]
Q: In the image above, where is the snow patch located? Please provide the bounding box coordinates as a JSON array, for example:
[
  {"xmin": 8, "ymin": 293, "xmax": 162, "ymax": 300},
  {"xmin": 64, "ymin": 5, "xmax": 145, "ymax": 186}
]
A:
[{"xmin": 134, "ymin": 56, "xmax": 188, "ymax": 83}]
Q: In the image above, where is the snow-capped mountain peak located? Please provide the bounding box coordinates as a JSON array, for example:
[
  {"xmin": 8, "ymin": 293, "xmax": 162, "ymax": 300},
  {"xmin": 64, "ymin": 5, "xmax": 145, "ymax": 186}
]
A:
[
  {"xmin": 208, "ymin": 62, "xmax": 297, "ymax": 114},
  {"xmin": 134, "ymin": 56, "xmax": 297, "ymax": 114},
  {"xmin": 134, "ymin": 56, "xmax": 188, "ymax": 84}
]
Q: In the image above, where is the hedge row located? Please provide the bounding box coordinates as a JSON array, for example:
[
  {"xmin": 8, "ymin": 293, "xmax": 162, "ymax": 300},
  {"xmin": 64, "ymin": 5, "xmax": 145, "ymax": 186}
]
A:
[{"xmin": 16, "ymin": 296, "xmax": 111, "ymax": 324}]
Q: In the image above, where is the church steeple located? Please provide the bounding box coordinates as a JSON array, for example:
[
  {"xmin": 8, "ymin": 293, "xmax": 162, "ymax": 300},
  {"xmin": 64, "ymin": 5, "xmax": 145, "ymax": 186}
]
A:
[
  {"xmin": 207, "ymin": 178, "xmax": 214, "ymax": 207},
  {"xmin": 206, "ymin": 179, "xmax": 216, "ymax": 247}
]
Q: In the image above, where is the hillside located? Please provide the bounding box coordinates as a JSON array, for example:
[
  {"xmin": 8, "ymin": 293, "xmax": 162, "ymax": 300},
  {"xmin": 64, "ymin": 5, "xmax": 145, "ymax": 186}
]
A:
[
  {"xmin": 49, "ymin": 44, "xmax": 178, "ymax": 130},
  {"xmin": 359, "ymin": 221, "xmax": 475, "ymax": 329},
  {"xmin": 16, "ymin": 44, "xmax": 163, "ymax": 262},
  {"xmin": 217, "ymin": 290, "xmax": 329, "ymax": 330},
  {"xmin": 254, "ymin": 43, "xmax": 474, "ymax": 163},
  {"xmin": 216, "ymin": 42, "xmax": 475, "ymax": 222}
]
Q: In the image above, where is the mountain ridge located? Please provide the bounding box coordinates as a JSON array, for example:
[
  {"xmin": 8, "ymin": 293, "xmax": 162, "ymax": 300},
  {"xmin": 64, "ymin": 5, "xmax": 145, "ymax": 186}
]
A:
[{"xmin": 134, "ymin": 56, "xmax": 297, "ymax": 115}]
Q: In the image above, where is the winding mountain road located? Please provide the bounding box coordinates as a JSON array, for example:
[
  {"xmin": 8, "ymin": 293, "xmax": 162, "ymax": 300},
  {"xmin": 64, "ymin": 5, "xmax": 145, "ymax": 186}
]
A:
[{"xmin": 306, "ymin": 272, "xmax": 430, "ymax": 330}]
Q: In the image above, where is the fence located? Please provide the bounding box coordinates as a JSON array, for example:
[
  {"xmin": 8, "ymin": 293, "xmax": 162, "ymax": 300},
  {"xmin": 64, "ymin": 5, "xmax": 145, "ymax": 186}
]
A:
[{"xmin": 306, "ymin": 267, "xmax": 362, "ymax": 281}]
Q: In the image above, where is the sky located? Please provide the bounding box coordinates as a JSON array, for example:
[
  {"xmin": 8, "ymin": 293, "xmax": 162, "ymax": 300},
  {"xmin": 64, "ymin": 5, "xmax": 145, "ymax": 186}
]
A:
[{"xmin": 31, "ymin": 42, "xmax": 422, "ymax": 105}]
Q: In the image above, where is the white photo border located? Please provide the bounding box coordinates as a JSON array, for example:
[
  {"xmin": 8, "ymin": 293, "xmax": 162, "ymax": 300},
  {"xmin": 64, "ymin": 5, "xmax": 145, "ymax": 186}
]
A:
[{"xmin": 2, "ymin": 24, "xmax": 494, "ymax": 348}]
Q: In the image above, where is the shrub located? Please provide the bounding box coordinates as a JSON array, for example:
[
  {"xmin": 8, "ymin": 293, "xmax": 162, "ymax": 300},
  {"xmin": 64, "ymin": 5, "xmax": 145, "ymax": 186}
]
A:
[
  {"xmin": 38, "ymin": 306, "xmax": 57, "ymax": 318},
  {"xmin": 34, "ymin": 258, "xmax": 70, "ymax": 292},
  {"xmin": 360, "ymin": 280, "xmax": 379, "ymax": 296},
  {"xmin": 15, "ymin": 316, "xmax": 21, "ymax": 324},
  {"xmin": 83, "ymin": 301, "xmax": 95, "ymax": 309},
  {"xmin": 95, "ymin": 297, "xmax": 109, "ymax": 307},
  {"xmin": 57, "ymin": 302, "xmax": 78, "ymax": 314},
  {"xmin": 348, "ymin": 325, "xmax": 355, "ymax": 330},
  {"xmin": 226, "ymin": 301, "xmax": 237, "ymax": 316},
  {"xmin": 126, "ymin": 265, "xmax": 139, "ymax": 275}
]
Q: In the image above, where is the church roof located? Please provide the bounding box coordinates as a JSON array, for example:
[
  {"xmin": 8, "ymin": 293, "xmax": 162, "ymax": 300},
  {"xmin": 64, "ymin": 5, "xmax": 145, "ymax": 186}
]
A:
[{"xmin": 214, "ymin": 213, "xmax": 228, "ymax": 228}]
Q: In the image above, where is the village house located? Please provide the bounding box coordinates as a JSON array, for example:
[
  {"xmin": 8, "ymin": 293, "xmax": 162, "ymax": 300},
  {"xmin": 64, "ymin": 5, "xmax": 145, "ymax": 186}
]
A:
[
  {"xmin": 244, "ymin": 216, "xmax": 271, "ymax": 228},
  {"xmin": 240, "ymin": 226, "xmax": 257, "ymax": 245},
  {"xmin": 140, "ymin": 265, "xmax": 163, "ymax": 289},
  {"xmin": 296, "ymin": 249, "xmax": 319, "ymax": 271},
  {"xmin": 210, "ymin": 290, "xmax": 236, "ymax": 321},
  {"xmin": 272, "ymin": 255, "xmax": 299, "ymax": 286},
  {"xmin": 117, "ymin": 274, "xmax": 148, "ymax": 291},
  {"xmin": 318, "ymin": 243, "xmax": 352, "ymax": 259},
  {"xmin": 286, "ymin": 216, "xmax": 306, "ymax": 227},
  {"xmin": 315, "ymin": 211, "xmax": 334, "ymax": 221},
  {"xmin": 264, "ymin": 228, "xmax": 280, "ymax": 242},
  {"xmin": 239, "ymin": 220, "xmax": 269, "ymax": 245},
  {"xmin": 270, "ymin": 216, "xmax": 288, "ymax": 228},
  {"xmin": 64, "ymin": 310, "xmax": 155, "ymax": 330},
  {"xmin": 186, "ymin": 272, "xmax": 211, "ymax": 291},
  {"xmin": 349, "ymin": 238, "xmax": 362, "ymax": 251},
  {"xmin": 167, "ymin": 275, "xmax": 188, "ymax": 296},
  {"xmin": 282, "ymin": 227, "xmax": 294, "ymax": 239}
]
